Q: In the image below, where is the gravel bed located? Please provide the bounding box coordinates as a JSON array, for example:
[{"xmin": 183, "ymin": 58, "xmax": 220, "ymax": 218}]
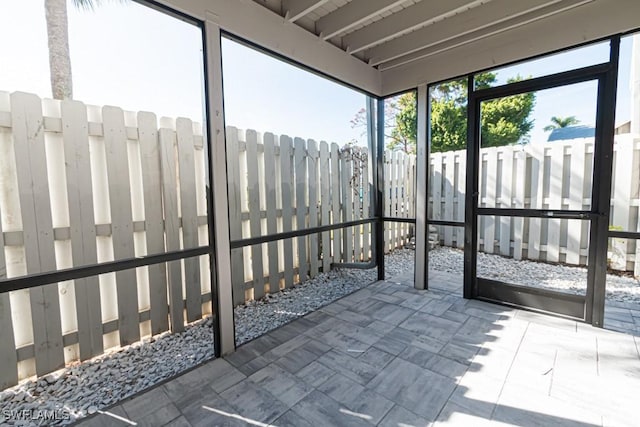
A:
[
  {"xmin": 0, "ymin": 249, "xmax": 414, "ymax": 426},
  {"xmin": 0, "ymin": 316, "xmax": 215, "ymax": 426},
  {"xmin": 429, "ymin": 246, "xmax": 640, "ymax": 304},
  {"xmin": 235, "ymin": 248, "xmax": 416, "ymax": 344}
]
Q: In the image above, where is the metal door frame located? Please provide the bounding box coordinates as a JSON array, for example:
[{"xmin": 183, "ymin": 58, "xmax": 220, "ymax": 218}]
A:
[{"xmin": 463, "ymin": 37, "xmax": 620, "ymax": 324}]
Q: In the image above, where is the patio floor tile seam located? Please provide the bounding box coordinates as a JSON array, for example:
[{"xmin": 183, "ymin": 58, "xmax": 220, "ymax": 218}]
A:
[
  {"xmin": 488, "ymin": 320, "xmax": 530, "ymax": 421},
  {"xmin": 429, "ymin": 350, "xmax": 478, "ymax": 424}
]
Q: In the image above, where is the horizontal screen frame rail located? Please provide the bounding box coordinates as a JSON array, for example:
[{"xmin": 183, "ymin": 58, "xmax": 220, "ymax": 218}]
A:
[
  {"xmin": 608, "ymin": 230, "xmax": 640, "ymax": 240},
  {"xmin": 477, "ymin": 208, "xmax": 598, "ymax": 219},
  {"xmin": 0, "ymin": 246, "xmax": 211, "ymax": 294}
]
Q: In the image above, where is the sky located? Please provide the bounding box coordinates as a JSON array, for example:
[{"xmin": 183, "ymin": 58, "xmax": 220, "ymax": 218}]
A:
[
  {"xmin": 484, "ymin": 39, "xmax": 633, "ymax": 143},
  {"xmin": 0, "ymin": 0, "xmax": 635, "ymax": 147},
  {"xmin": 0, "ymin": 0, "xmax": 365, "ymax": 146}
]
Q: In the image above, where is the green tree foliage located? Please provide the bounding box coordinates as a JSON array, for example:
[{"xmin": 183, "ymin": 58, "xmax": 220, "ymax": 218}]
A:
[
  {"xmin": 350, "ymin": 93, "xmax": 418, "ymax": 154},
  {"xmin": 480, "ymin": 91, "xmax": 536, "ymax": 147},
  {"xmin": 351, "ymin": 73, "xmax": 534, "ymax": 154},
  {"xmin": 543, "ymin": 115, "xmax": 580, "ymax": 131},
  {"xmin": 430, "ymin": 73, "xmax": 535, "ymax": 152},
  {"xmin": 388, "ymin": 93, "xmax": 417, "ymax": 154}
]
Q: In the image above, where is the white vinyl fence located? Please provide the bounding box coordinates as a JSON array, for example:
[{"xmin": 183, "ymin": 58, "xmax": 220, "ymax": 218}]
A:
[
  {"xmin": 225, "ymin": 128, "xmax": 415, "ymax": 305},
  {"xmin": 0, "ymin": 92, "xmax": 212, "ymax": 388},
  {"xmin": 429, "ymin": 136, "xmax": 640, "ymax": 275},
  {"xmin": 0, "ymin": 92, "xmax": 415, "ymax": 387}
]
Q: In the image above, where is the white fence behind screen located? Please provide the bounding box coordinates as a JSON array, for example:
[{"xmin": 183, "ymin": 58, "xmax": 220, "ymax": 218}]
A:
[
  {"xmin": 0, "ymin": 92, "xmax": 415, "ymax": 387},
  {"xmin": 225, "ymin": 128, "xmax": 415, "ymax": 305},
  {"xmin": 428, "ymin": 136, "xmax": 640, "ymax": 272},
  {"xmin": 0, "ymin": 92, "xmax": 212, "ymax": 388}
]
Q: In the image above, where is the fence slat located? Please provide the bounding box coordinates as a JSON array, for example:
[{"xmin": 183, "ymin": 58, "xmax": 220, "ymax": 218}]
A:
[
  {"xmin": 308, "ymin": 140, "xmax": 319, "ymax": 275},
  {"xmin": 159, "ymin": 126, "xmax": 184, "ymax": 333},
  {"xmin": 264, "ymin": 133, "xmax": 279, "ymax": 292},
  {"xmin": 397, "ymin": 152, "xmax": 405, "ymax": 245},
  {"xmin": 342, "ymin": 150, "xmax": 353, "ymax": 261},
  {"xmin": 611, "ymin": 139, "xmax": 634, "ymax": 231},
  {"xmin": 331, "ymin": 143, "xmax": 342, "ymax": 263},
  {"xmin": 528, "ymin": 144, "xmax": 545, "ymax": 260},
  {"xmin": 392, "ymin": 151, "xmax": 400, "ymax": 248},
  {"xmin": 402, "ymin": 152, "xmax": 408, "ymax": 245},
  {"xmin": 294, "ymin": 137, "xmax": 309, "ymax": 282},
  {"xmin": 103, "ymin": 106, "xmax": 140, "ymax": 346},
  {"xmin": 395, "ymin": 152, "xmax": 402, "ymax": 245},
  {"xmin": 444, "ymin": 151, "xmax": 455, "ymax": 246},
  {"xmin": 62, "ymin": 99, "xmax": 103, "ymax": 359},
  {"xmin": 611, "ymin": 138, "xmax": 634, "ymax": 270},
  {"xmin": 384, "ymin": 152, "xmax": 392, "ymax": 252},
  {"xmin": 320, "ymin": 141, "xmax": 331, "ymax": 272},
  {"xmin": 484, "ymin": 148, "xmax": 498, "ymax": 254},
  {"xmin": 280, "ymin": 135, "xmax": 295, "ymax": 288},
  {"xmin": 403, "ymin": 152, "xmax": 412, "ymax": 244},
  {"xmin": 11, "ymin": 92, "xmax": 64, "ymax": 375},
  {"xmin": 353, "ymin": 149, "xmax": 362, "ymax": 260},
  {"xmin": 397, "ymin": 151, "xmax": 403, "ymax": 247},
  {"xmin": 398, "ymin": 152, "xmax": 405, "ymax": 246},
  {"xmin": 635, "ymin": 138, "xmax": 640, "ymax": 277},
  {"xmin": 431, "ymin": 152, "xmax": 443, "ymax": 222},
  {"xmin": 138, "ymin": 112, "xmax": 169, "ymax": 334},
  {"xmin": 176, "ymin": 118, "xmax": 202, "ymax": 321},
  {"xmin": 247, "ymin": 131, "xmax": 265, "ymax": 299},
  {"xmin": 226, "ymin": 127, "xmax": 246, "ymax": 304},
  {"xmin": 500, "ymin": 147, "xmax": 514, "ymax": 256},
  {"xmin": 0, "ymin": 197, "xmax": 18, "ymax": 389},
  {"xmin": 566, "ymin": 141, "xmax": 586, "ymax": 264},
  {"xmin": 410, "ymin": 154, "xmax": 416, "ymax": 246},
  {"xmin": 0, "ymin": 94, "xmax": 17, "ymax": 386},
  {"xmin": 389, "ymin": 151, "xmax": 396, "ymax": 248},
  {"xmin": 362, "ymin": 148, "xmax": 371, "ymax": 260},
  {"xmin": 456, "ymin": 152, "xmax": 465, "ymax": 248},
  {"xmin": 513, "ymin": 149, "xmax": 526, "ymax": 259},
  {"xmin": 547, "ymin": 145, "xmax": 564, "ymax": 262},
  {"xmin": 432, "ymin": 152, "xmax": 443, "ymax": 244}
]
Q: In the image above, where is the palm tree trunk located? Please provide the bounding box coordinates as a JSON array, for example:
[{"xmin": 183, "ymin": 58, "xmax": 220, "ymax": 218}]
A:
[{"xmin": 45, "ymin": 0, "xmax": 73, "ymax": 99}]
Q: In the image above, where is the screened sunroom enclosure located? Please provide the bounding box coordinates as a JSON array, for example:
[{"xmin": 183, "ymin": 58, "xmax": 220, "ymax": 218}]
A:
[
  {"xmin": 1, "ymin": 0, "xmax": 640, "ymax": 419},
  {"xmin": 184, "ymin": 0, "xmax": 640, "ymax": 354}
]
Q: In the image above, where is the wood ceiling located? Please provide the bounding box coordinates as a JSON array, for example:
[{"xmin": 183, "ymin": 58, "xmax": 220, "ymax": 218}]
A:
[{"xmin": 251, "ymin": 0, "xmax": 598, "ymax": 72}]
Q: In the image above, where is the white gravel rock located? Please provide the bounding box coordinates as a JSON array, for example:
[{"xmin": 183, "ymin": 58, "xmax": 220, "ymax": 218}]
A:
[
  {"xmin": 428, "ymin": 246, "xmax": 640, "ymax": 303},
  {"xmin": 0, "ymin": 316, "xmax": 215, "ymax": 426},
  {"xmin": 234, "ymin": 248, "xmax": 415, "ymax": 344}
]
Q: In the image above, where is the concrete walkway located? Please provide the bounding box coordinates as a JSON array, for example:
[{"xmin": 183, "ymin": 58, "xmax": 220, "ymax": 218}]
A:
[{"xmin": 79, "ymin": 271, "xmax": 640, "ymax": 426}]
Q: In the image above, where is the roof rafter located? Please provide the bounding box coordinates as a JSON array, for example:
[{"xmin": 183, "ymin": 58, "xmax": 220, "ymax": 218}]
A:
[
  {"xmin": 315, "ymin": 0, "xmax": 407, "ymax": 41},
  {"xmin": 283, "ymin": 0, "xmax": 331, "ymax": 23},
  {"xmin": 366, "ymin": 0, "xmax": 585, "ymax": 66},
  {"xmin": 376, "ymin": 0, "xmax": 593, "ymax": 70},
  {"xmin": 342, "ymin": 0, "xmax": 489, "ymax": 55}
]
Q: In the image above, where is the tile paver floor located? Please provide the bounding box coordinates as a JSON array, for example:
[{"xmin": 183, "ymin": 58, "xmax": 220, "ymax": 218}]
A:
[
  {"xmin": 604, "ymin": 300, "xmax": 640, "ymax": 336},
  {"xmin": 79, "ymin": 271, "xmax": 640, "ymax": 426}
]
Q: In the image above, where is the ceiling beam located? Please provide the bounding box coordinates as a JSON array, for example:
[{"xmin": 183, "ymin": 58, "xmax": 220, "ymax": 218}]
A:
[
  {"xmin": 158, "ymin": 0, "xmax": 381, "ymax": 94},
  {"xmin": 283, "ymin": 0, "xmax": 330, "ymax": 22},
  {"xmin": 380, "ymin": 0, "xmax": 639, "ymax": 95},
  {"xmin": 366, "ymin": 0, "xmax": 578, "ymax": 66},
  {"xmin": 342, "ymin": 0, "xmax": 488, "ymax": 54},
  {"xmin": 315, "ymin": 0, "xmax": 406, "ymax": 41},
  {"xmin": 376, "ymin": 0, "xmax": 593, "ymax": 70}
]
